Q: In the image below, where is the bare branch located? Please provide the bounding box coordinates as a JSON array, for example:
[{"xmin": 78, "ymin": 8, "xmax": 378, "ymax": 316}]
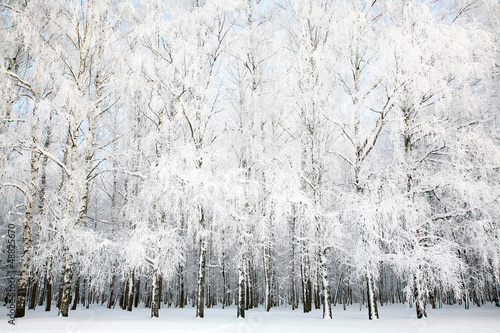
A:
[
  {"xmin": 4, "ymin": 70, "xmax": 34, "ymax": 94},
  {"xmin": 329, "ymin": 151, "xmax": 354, "ymax": 167},
  {"xmin": 0, "ymin": 183, "xmax": 26, "ymax": 197},
  {"xmin": 35, "ymin": 146, "xmax": 72, "ymax": 176}
]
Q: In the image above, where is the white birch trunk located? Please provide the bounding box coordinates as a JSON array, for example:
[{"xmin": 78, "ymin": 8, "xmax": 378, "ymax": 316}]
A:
[
  {"xmin": 414, "ymin": 266, "xmax": 427, "ymax": 318},
  {"xmin": 237, "ymin": 256, "xmax": 246, "ymax": 318},
  {"xmin": 319, "ymin": 245, "xmax": 332, "ymax": 319},
  {"xmin": 15, "ymin": 112, "xmax": 40, "ymax": 318},
  {"xmin": 59, "ymin": 251, "xmax": 74, "ymax": 317},
  {"xmin": 366, "ymin": 273, "xmax": 379, "ymax": 320},
  {"xmin": 151, "ymin": 271, "xmax": 162, "ymax": 318},
  {"xmin": 196, "ymin": 209, "xmax": 206, "ymax": 318}
]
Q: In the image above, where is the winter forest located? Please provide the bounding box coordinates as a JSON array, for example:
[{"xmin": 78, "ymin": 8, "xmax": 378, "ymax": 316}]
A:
[{"xmin": 1, "ymin": 0, "xmax": 499, "ymax": 327}]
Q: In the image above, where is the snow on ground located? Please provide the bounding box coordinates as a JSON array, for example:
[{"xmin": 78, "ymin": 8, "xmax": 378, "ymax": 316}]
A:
[{"xmin": 1, "ymin": 303, "xmax": 499, "ymax": 333}]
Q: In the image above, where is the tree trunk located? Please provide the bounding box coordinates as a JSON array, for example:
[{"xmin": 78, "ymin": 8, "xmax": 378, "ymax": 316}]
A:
[
  {"xmin": 178, "ymin": 263, "xmax": 185, "ymax": 308},
  {"xmin": 237, "ymin": 258, "xmax": 246, "ymax": 318},
  {"xmin": 122, "ymin": 275, "xmax": 129, "ymax": 310},
  {"xmin": 119, "ymin": 279, "xmax": 125, "ymax": 309},
  {"xmin": 290, "ymin": 210, "xmax": 298, "ymax": 310},
  {"xmin": 246, "ymin": 262, "xmax": 252, "ymax": 309},
  {"xmin": 15, "ymin": 223, "xmax": 31, "ymax": 318},
  {"xmin": 127, "ymin": 270, "xmax": 135, "ymax": 312},
  {"xmin": 246, "ymin": 258, "xmax": 254, "ymax": 309},
  {"xmin": 206, "ymin": 255, "xmax": 212, "ymax": 308},
  {"xmin": 45, "ymin": 282, "xmax": 52, "ymax": 312},
  {"xmin": 38, "ymin": 275, "xmax": 45, "ymax": 307},
  {"xmin": 301, "ymin": 246, "xmax": 312, "ymax": 313},
  {"xmin": 366, "ymin": 273, "xmax": 379, "ymax": 320},
  {"xmin": 45, "ymin": 260, "xmax": 53, "ymax": 312},
  {"xmin": 429, "ymin": 287, "xmax": 437, "ymax": 309},
  {"xmin": 291, "ymin": 261, "xmax": 297, "ymax": 310},
  {"xmin": 71, "ymin": 269, "xmax": 80, "ymax": 310},
  {"xmin": 221, "ymin": 254, "xmax": 226, "ymax": 309},
  {"xmin": 492, "ymin": 279, "xmax": 500, "ymax": 307},
  {"xmin": 59, "ymin": 251, "xmax": 74, "ymax": 317},
  {"xmin": 107, "ymin": 273, "xmax": 116, "ymax": 309},
  {"xmin": 253, "ymin": 263, "xmax": 259, "ymax": 308},
  {"xmin": 134, "ymin": 278, "xmax": 140, "ymax": 308},
  {"xmin": 29, "ymin": 278, "xmax": 38, "ymax": 310},
  {"xmin": 196, "ymin": 210, "xmax": 206, "ymax": 318},
  {"xmin": 414, "ymin": 269, "xmax": 427, "ymax": 318},
  {"xmin": 264, "ymin": 241, "xmax": 273, "ymax": 311},
  {"xmin": 379, "ymin": 264, "xmax": 384, "ymax": 306},
  {"xmin": 15, "ymin": 147, "xmax": 39, "ymax": 318},
  {"xmin": 314, "ymin": 275, "xmax": 321, "ymax": 310},
  {"xmin": 151, "ymin": 272, "xmax": 162, "ymax": 318},
  {"xmin": 35, "ymin": 121, "xmax": 51, "ymax": 309},
  {"xmin": 319, "ymin": 247, "xmax": 332, "ymax": 319}
]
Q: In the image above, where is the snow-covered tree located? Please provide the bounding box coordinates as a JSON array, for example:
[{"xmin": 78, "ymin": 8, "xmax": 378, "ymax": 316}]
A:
[{"xmin": 0, "ymin": 0, "xmax": 498, "ymax": 322}]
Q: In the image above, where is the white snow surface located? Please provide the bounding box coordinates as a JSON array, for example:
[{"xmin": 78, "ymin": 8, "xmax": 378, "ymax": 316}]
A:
[{"xmin": 1, "ymin": 303, "xmax": 499, "ymax": 333}]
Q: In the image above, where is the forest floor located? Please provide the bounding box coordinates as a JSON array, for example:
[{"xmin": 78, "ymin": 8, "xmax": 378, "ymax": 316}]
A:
[{"xmin": 1, "ymin": 302, "xmax": 499, "ymax": 333}]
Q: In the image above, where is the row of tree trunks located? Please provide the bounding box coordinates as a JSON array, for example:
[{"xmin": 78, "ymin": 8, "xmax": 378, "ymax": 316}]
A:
[{"xmin": 15, "ymin": 259, "xmax": 499, "ymax": 316}]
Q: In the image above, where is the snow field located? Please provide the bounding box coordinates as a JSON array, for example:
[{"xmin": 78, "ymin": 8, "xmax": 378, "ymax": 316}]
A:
[{"xmin": 1, "ymin": 303, "xmax": 499, "ymax": 333}]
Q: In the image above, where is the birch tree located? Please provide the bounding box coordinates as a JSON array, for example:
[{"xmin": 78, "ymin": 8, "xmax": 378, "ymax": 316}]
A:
[
  {"xmin": 283, "ymin": 0, "xmax": 339, "ymax": 319},
  {"xmin": 225, "ymin": 0, "xmax": 280, "ymax": 316},
  {"xmin": 0, "ymin": 0, "xmax": 56, "ymax": 318},
  {"xmin": 384, "ymin": 0, "xmax": 498, "ymax": 318},
  {"xmin": 329, "ymin": 0, "xmax": 402, "ymax": 320},
  {"xmin": 0, "ymin": 0, "xmax": 498, "ymax": 320}
]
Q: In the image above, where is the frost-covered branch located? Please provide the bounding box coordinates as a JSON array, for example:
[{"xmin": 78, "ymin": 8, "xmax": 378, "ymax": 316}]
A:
[
  {"xmin": 35, "ymin": 146, "xmax": 71, "ymax": 176},
  {"xmin": 0, "ymin": 183, "xmax": 26, "ymax": 196}
]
